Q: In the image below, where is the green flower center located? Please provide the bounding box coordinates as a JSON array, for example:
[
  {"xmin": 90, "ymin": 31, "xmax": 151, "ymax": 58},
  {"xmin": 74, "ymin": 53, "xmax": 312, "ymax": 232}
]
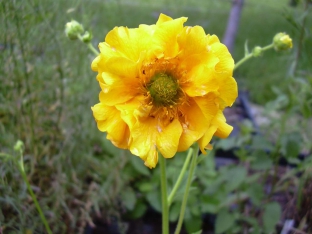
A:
[{"xmin": 147, "ymin": 73, "xmax": 179, "ymax": 107}]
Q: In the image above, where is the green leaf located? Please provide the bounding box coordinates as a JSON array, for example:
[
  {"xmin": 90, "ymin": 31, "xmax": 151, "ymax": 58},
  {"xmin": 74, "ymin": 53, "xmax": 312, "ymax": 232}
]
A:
[
  {"xmin": 137, "ymin": 182, "xmax": 153, "ymax": 193},
  {"xmin": 184, "ymin": 215, "xmax": 202, "ymax": 234},
  {"xmin": 285, "ymin": 139, "xmax": 300, "ymax": 159},
  {"xmin": 130, "ymin": 156, "xmax": 151, "ymax": 176},
  {"xmin": 146, "ymin": 190, "xmax": 162, "ymax": 212},
  {"xmin": 247, "ymin": 183, "xmax": 264, "ymax": 206},
  {"xmin": 217, "ymin": 137, "xmax": 236, "ymax": 151},
  {"xmin": 263, "ymin": 202, "xmax": 281, "ymax": 233},
  {"xmin": 121, "ymin": 187, "xmax": 136, "ymax": 210},
  {"xmin": 169, "ymin": 202, "xmax": 180, "ymax": 222},
  {"xmin": 302, "ymin": 101, "xmax": 312, "ymax": 118},
  {"xmin": 215, "ymin": 208, "xmax": 235, "ymax": 234},
  {"xmin": 201, "ymin": 195, "xmax": 220, "ymax": 214},
  {"xmin": 250, "ymin": 152, "xmax": 273, "ymax": 170},
  {"xmin": 224, "ymin": 166, "xmax": 247, "ymax": 191},
  {"xmin": 126, "ymin": 201, "xmax": 147, "ymax": 219}
]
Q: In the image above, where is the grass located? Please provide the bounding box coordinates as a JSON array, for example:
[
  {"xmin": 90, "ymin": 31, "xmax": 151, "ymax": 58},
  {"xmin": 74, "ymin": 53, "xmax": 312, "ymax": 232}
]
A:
[{"xmin": 0, "ymin": 0, "xmax": 311, "ymax": 233}]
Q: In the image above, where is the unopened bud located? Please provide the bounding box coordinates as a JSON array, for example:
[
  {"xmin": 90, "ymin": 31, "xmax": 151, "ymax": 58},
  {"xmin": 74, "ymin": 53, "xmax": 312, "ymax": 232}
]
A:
[
  {"xmin": 273, "ymin": 33, "xmax": 293, "ymax": 51},
  {"xmin": 65, "ymin": 20, "xmax": 84, "ymax": 40},
  {"xmin": 14, "ymin": 140, "xmax": 24, "ymax": 153},
  {"xmin": 81, "ymin": 31, "xmax": 92, "ymax": 43},
  {"xmin": 252, "ymin": 46, "xmax": 262, "ymax": 57}
]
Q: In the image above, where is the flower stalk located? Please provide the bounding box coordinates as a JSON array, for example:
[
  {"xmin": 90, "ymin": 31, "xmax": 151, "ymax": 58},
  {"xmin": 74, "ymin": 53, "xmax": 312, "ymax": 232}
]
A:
[
  {"xmin": 234, "ymin": 32, "xmax": 292, "ymax": 71},
  {"xmin": 159, "ymin": 154, "xmax": 169, "ymax": 234},
  {"xmin": 174, "ymin": 144, "xmax": 199, "ymax": 234},
  {"xmin": 13, "ymin": 141, "xmax": 52, "ymax": 234},
  {"xmin": 234, "ymin": 44, "xmax": 274, "ymax": 71},
  {"xmin": 168, "ymin": 148, "xmax": 193, "ymax": 207},
  {"xmin": 77, "ymin": 34, "xmax": 99, "ymax": 56}
]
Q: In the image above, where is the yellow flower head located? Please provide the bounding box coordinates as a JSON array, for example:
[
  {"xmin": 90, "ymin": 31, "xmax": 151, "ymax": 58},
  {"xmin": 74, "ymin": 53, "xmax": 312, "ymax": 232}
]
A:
[{"xmin": 91, "ymin": 14, "xmax": 238, "ymax": 168}]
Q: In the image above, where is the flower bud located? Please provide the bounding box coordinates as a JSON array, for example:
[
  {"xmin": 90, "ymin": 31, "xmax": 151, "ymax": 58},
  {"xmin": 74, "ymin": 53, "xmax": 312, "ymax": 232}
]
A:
[
  {"xmin": 273, "ymin": 33, "xmax": 293, "ymax": 51},
  {"xmin": 81, "ymin": 31, "xmax": 93, "ymax": 43},
  {"xmin": 14, "ymin": 140, "xmax": 24, "ymax": 153},
  {"xmin": 252, "ymin": 46, "xmax": 262, "ymax": 57},
  {"xmin": 65, "ymin": 20, "xmax": 84, "ymax": 40}
]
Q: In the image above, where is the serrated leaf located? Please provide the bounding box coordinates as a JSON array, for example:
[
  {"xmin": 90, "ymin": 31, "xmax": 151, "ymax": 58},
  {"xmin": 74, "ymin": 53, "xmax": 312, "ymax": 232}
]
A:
[
  {"xmin": 215, "ymin": 209, "xmax": 235, "ymax": 234},
  {"xmin": 263, "ymin": 202, "xmax": 281, "ymax": 233}
]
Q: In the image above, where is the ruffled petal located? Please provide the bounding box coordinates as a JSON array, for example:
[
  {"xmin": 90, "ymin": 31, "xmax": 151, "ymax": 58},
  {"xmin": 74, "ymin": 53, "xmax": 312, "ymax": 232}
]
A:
[
  {"xmin": 177, "ymin": 26, "xmax": 208, "ymax": 57},
  {"xmin": 105, "ymin": 26, "xmax": 153, "ymax": 62},
  {"xmin": 183, "ymin": 61, "xmax": 219, "ymax": 97},
  {"xmin": 153, "ymin": 15, "xmax": 187, "ymax": 58},
  {"xmin": 209, "ymin": 37, "xmax": 234, "ymax": 75},
  {"xmin": 193, "ymin": 94, "xmax": 219, "ymax": 125},
  {"xmin": 91, "ymin": 103, "xmax": 130, "ymax": 148},
  {"xmin": 98, "ymin": 75, "xmax": 139, "ymax": 106},
  {"xmin": 178, "ymin": 98, "xmax": 209, "ymax": 151},
  {"xmin": 218, "ymin": 76, "xmax": 238, "ymax": 107},
  {"xmin": 198, "ymin": 125, "xmax": 218, "ymax": 154},
  {"xmin": 212, "ymin": 111, "xmax": 233, "ymax": 138},
  {"xmin": 157, "ymin": 118, "xmax": 182, "ymax": 158}
]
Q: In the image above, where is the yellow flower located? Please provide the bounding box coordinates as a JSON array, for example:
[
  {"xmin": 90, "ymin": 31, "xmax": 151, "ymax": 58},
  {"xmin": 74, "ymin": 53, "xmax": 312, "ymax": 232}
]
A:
[{"xmin": 91, "ymin": 14, "xmax": 237, "ymax": 168}]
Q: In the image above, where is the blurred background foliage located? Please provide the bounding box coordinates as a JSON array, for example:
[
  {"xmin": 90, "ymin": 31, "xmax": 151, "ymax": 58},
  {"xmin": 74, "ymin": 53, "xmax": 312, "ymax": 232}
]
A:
[{"xmin": 0, "ymin": 0, "xmax": 312, "ymax": 233}]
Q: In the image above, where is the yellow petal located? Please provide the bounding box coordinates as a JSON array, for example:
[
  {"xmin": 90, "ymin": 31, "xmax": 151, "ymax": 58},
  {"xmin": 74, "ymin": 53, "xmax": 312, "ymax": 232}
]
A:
[
  {"xmin": 178, "ymin": 26, "xmax": 207, "ymax": 57},
  {"xmin": 130, "ymin": 117, "xmax": 158, "ymax": 158},
  {"xmin": 116, "ymin": 96, "xmax": 144, "ymax": 129},
  {"xmin": 91, "ymin": 55, "xmax": 100, "ymax": 71},
  {"xmin": 153, "ymin": 16, "xmax": 187, "ymax": 58},
  {"xmin": 198, "ymin": 125, "xmax": 218, "ymax": 154},
  {"xmin": 178, "ymin": 99, "xmax": 209, "ymax": 151},
  {"xmin": 97, "ymin": 70, "xmax": 140, "ymax": 106},
  {"xmin": 209, "ymin": 40, "xmax": 234, "ymax": 75},
  {"xmin": 105, "ymin": 26, "xmax": 153, "ymax": 62},
  {"xmin": 156, "ymin": 13, "xmax": 173, "ymax": 24},
  {"xmin": 91, "ymin": 104, "xmax": 130, "ymax": 148},
  {"xmin": 144, "ymin": 148, "xmax": 158, "ymax": 169},
  {"xmin": 91, "ymin": 103, "xmax": 110, "ymax": 120},
  {"xmin": 183, "ymin": 61, "xmax": 219, "ymax": 97},
  {"xmin": 218, "ymin": 76, "xmax": 238, "ymax": 107},
  {"xmin": 105, "ymin": 56, "xmax": 139, "ymax": 78},
  {"xmin": 212, "ymin": 111, "xmax": 233, "ymax": 138},
  {"xmin": 157, "ymin": 118, "xmax": 183, "ymax": 158},
  {"xmin": 193, "ymin": 94, "xmax": 219, "ymax": 124}
]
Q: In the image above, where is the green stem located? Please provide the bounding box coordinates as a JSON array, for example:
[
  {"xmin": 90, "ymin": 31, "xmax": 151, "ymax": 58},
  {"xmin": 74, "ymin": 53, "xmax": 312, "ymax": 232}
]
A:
[
  {"xmin": 234, "ymin": 44, "xmax": 274, "ymax": 71},
  {"xmin": 159, "ymin": 155, "xmax": 169, "ymax": 234},
  {"xmin": 234, "ymin": 53, "xmax": 253, "ymax": 71},
  {"xmin": 87, "ymin": 43, "xmax": 100, "ymax": 56},
  {"xmin": 77, "ymin": 34, "xmax": 99, "ymax": 56},
  {"xmin": 174, "ymin": 144, "xmax": 199, "ymax": 234},
  {"xmin": 168, "ymin": 148, "xmax": 193, "ymax": 207},
  {"xmin": 261, "ymin": 44, "xmax": 274, "ymax": 52},
  {"xmin": 17, "ymin": 161, "xmax": 52, "ymax": 234}
]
